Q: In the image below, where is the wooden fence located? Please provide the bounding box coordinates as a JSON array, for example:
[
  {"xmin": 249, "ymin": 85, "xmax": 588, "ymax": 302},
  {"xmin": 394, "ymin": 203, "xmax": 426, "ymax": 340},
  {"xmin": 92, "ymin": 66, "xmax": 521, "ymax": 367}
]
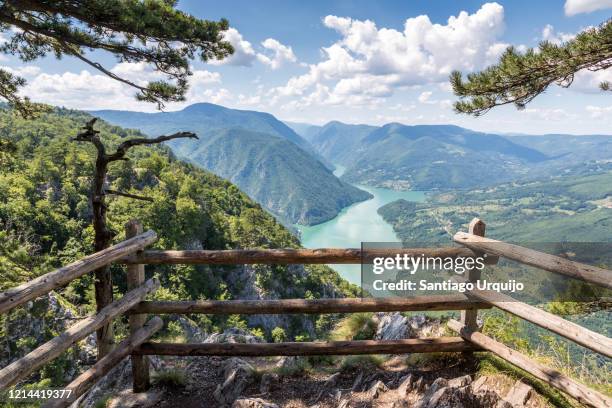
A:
[{"xmin": 0, "ymin": 218, "xmax": 609, "ymax": 407}]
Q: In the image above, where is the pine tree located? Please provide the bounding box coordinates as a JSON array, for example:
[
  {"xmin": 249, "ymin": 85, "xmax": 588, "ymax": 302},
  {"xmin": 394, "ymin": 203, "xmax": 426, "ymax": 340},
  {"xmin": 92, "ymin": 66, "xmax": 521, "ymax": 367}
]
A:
[
  {"xmin": 451, "ymin": 19, "xmax": 611, "ymax": 116},
  {"xmin": 0, "ymin": 0, "xmax": 233, "ymax": 116}
]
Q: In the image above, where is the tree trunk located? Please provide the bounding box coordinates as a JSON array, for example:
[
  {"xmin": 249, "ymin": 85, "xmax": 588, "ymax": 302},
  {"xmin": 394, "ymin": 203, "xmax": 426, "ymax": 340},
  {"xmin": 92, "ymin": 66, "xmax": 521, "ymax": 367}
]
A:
[{"xmin": 92, "ymin": 157, "xmax": 114, "ymax": 358}]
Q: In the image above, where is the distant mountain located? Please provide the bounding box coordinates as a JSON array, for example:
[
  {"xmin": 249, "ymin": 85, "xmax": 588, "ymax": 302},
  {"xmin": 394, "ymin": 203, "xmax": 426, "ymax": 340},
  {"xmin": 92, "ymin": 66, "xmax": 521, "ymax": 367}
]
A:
[
  {"xmin": 305, "ymin": 122, "xmax": 548, "ymax": 190},
  {"xmin": 284, "ymin": 121, "xmax": 321, "ymax": 140},
  {"xmin": 170, "ymin": 128, "xmax": 372, "ymax": 225},
  {"xmin": 94, "ymin": 102, "xmax": 314, "ymax": 152},
  {"xmin": 300, "ymin": 121, "xmax": 377, "ymax": 165},
  {"xmin": 92, "ymin": 103, "xmax": 371, "ymax": 225}
]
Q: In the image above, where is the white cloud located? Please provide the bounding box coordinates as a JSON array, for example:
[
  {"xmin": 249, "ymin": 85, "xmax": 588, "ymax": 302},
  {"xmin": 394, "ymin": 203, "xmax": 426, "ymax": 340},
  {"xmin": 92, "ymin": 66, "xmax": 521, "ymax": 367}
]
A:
[
  {"xmin": 271, "ymin": 3, "xmax": 507, "ymax": 107},
  {"xmin": 541, "ymin": 24, "xmax": 576, "ymax": 44},
  {"xmin": 22, "ymin": 64, "xmax": 226, "ymax": 111},
  {"xmin": 520, "ymin": 107, "xmax": 575, "ymax": 121},
  {"xmin": 210, "ymin": 28, "xmax": 258, "ymax": 67},
  {"xmin": 257, "ymin": 38, "xmax": 297, "ymax": 69},
  {"xmin": 210, "ymin": 28, "xmax": 298, "ymax": 69},
  {"xmin": 418, "ymin": 91, "xmax": 433, "ymax": 103},
  {"xmin": 585, "ymin": 105, "xmax": 612, "ymax": 118},
  {"xmin": 1, "ymin": 65, "xmax": 40, "ymax": 77},
  {"xmin": 564, "ymin": 0, "xmax": 612, "ymax": 16}
]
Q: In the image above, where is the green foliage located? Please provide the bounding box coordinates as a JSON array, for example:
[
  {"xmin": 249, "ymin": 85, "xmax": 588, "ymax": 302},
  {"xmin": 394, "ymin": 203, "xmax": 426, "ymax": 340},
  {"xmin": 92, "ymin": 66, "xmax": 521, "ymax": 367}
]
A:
[
  {"xmin": 307, "ymin": 122, "xmax": 548, "ymax": 190},
  {"xmin": 378, "ymin": 169, "xmax": 612, "ymax": 244},
  {"xmin": 451, "ymin": 19, "xmax": 612, "ymax": 115},
  {"xmin": 0, "ymin": 1, "xmax": 233, "ymax": 115},
  {"xmin": 271, "ymin": 327, "xmax": 287, "ymax": 343},
  {"xmin": 0, "ymin": 106, "xmax": 360, "ymax": 385}
]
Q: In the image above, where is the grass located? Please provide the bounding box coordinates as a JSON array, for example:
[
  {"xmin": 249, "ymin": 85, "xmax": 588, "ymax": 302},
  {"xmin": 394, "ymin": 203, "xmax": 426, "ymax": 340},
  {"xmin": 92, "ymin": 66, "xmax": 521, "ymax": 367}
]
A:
[
  {"xmin": 477, "ymin": 354, "xmax": 578, "ymax": 408},
  {"xmin": 340, "ymin": 355, "xmax": 385, "ymax": 372},
  {"xmin": 330, "ymin": 313, "xmax": 376, "ymax": 341},
  {"xmin": 152, "ymin": 368, "xmax": 188, "ymax": 389}
]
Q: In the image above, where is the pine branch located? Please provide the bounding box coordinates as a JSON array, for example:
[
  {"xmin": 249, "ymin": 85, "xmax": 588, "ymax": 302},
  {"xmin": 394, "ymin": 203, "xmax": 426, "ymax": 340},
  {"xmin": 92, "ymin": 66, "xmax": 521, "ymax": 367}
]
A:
[{"xmin": 451, "ymin": 19, "xmax": 612, "ymax": 116}]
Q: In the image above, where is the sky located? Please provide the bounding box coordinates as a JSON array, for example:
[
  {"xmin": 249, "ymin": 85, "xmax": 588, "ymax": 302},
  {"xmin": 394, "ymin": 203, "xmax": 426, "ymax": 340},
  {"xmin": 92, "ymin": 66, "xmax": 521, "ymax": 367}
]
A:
[{"xmin": 3, "ymin": 0, "xmax": 612, "ymax": 134}]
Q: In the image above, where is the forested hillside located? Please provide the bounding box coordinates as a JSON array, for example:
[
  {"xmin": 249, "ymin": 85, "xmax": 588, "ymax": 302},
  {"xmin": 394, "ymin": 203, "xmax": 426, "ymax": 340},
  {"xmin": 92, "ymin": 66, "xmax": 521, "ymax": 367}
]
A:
[
  {"xmin": 0, "ymin": 107, "xmax": 359, "ymax": 341},
  {"xmin": 378, "ymin": 167, "xmax": 612, "ymax": 243},
  {"xmin": 297, "ymin": 120, "xmax": 612, "ymax": 192},
  {"xmin": 93, "ymin": 103, "xmax": 370, "ymax": 225}
]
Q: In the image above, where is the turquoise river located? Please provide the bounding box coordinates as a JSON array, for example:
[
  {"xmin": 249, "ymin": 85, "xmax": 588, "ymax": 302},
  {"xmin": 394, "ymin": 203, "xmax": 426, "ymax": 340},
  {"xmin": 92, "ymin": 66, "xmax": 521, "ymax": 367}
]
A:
[{"xmin": 297, "ymin": 165, "xmax": 426, "ymax": 285}]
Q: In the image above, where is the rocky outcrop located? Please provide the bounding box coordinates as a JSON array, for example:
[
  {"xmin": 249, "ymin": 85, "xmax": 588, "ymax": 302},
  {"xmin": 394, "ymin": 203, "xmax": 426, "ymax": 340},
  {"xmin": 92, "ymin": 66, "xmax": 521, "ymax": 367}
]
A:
[
  {"xmin": 213, "ymin": 358, "xmax": 256, "ymax": 406},
  {"xmin": 373, "ymin": 312, "xmax": 446, "ymax": 340},
  {"xmin": 333, "ymin": 372, "xmax": 541, "ymax": 408},
  {"xmin": 374, "ymin": 313, "xmax": 409, "ymax": 340},
  {"xmin": 1, "ymin": 292, "xmax": 95, "ymax": 385}
]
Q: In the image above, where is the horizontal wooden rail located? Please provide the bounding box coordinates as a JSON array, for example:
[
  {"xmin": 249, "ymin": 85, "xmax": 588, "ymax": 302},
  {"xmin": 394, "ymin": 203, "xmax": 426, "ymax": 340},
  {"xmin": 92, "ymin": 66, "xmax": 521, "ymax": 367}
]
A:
[
  {"xmin": 42, "ymin": 317, "xmax": 163, "ymax": 408},
  {"xmin": 453, "ymin": 232, "xmax": 612, "ymax": 289},
  {"xmin": 0, "ymin": 230, "xmax": 157, "ymax": 315},
  {"xmin": 134, "ymin": 337, "xmax": 480, "ymax": 356},
  {"xmin": 130, "ymin": 294, "xmax": 490, "ymax": 315},
  {"xmin": 0, "ymin": 278, "xmax": 160, "ymax": 390},
  {"xmin": 121, "ymin": 247, "xmax": 482, "ymax": 265},
  {"xmin": 448, "ymin": 319, "xmax": 612, "ymax": 408},
  {"xmin": 467, "ymin": 290, "xmax": 612, "ymax": 358}
]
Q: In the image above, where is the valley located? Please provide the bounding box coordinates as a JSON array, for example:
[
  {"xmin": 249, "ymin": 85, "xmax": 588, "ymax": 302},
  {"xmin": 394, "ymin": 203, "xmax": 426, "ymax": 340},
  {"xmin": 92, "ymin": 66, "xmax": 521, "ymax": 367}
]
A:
[{"xmin": 92, "ymin": 104, "xmax": 371, "ymax": 226}]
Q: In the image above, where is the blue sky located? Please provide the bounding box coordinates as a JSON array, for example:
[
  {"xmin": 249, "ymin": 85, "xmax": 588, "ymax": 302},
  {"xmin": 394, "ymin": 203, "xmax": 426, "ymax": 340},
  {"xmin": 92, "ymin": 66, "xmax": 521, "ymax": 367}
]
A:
[{"xmin": 3, "ymin": 0, "xmax": 612, "ymax": 134}]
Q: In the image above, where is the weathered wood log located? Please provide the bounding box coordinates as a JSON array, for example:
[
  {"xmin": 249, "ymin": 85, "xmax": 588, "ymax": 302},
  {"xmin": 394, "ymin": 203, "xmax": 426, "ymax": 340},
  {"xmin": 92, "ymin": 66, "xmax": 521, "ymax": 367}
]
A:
[
  {"xmin": 42, "ymin": 317, "xmax": 163, "ymax": 408},
  {"xmin": 0, "ymin": 230, "xmax": 157, "ymax": 315},
  {"xmin": 125, "ymin": 220, "xmax": 150, "ymax": 392},
  {"xmin": 466, "ymin": 290, "xmax": 612, "ymax": 358},
  {"xmin": 134, "ymin": 337, "xmax": 480, "ymax": 356},
  {"xmin": 453, "ymin": 231, "xmax": 612, "ymax": 289},
  {"xmin": 460, "ymin": 218, "xmax": 486, "ymax": 331},
  {"xmin": 0, "ymin": 278, "xmax": 160, "ymax": 390},
  {"xmin": 122, "ymin": 247, "xmax": 488, "ymax": 265},
  {"xmin": 130, "ymin": 295, "xmax": 490, "ymax": 315},
  {"xmin": 447, "ymin": 319, "xmax": 612, "ymax": 408}
]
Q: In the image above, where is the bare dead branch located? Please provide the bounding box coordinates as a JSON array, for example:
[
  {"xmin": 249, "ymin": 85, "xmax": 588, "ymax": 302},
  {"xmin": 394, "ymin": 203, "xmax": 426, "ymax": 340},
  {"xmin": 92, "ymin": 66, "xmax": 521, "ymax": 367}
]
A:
[{"xmin": 105, "ymin": 189, "xmax": 154, "ymax": 202}]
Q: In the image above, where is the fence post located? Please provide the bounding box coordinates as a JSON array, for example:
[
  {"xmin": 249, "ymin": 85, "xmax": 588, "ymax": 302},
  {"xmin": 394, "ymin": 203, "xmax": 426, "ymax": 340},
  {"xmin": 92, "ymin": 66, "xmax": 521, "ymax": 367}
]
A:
[
  {"xmin": 125, "ymin": 220, "xmax": 150, "ymax": 392},
  {"xmin": 460, "ymin": 218, "xmax": 485, "ymax": 331}
]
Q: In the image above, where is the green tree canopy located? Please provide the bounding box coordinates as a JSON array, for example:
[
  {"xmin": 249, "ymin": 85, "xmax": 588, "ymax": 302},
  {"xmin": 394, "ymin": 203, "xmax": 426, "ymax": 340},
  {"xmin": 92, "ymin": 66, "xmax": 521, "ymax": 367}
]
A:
[
  {"xmin": 0, "ymin": 0, "xmax": 233, "ymax": 116},
  {"xmin": 451, "ymin": 19, "xmax": 611, "ymax": 116}
]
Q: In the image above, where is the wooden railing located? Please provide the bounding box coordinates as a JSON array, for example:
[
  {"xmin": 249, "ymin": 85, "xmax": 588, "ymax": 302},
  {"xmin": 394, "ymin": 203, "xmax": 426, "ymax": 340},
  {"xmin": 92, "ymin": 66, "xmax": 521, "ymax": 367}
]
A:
[{"xmin": 0, "ymin": 218, "xmax": 610, "ymax": 408}]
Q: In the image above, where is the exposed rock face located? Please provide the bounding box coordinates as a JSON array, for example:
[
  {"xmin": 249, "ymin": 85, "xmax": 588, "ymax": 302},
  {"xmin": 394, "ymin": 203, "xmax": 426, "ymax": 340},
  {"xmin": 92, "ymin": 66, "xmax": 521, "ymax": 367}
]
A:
[
  {"xmin": 222, "ymin": 264, "xmax": 320, "ymax": 338},
  {"xmin": 173, "ymin": 316, "xmax": 207, "ymax": 342},
  {"xmin": 213, "ymin": 358, "xmax": 256, "ymax": 406},
  {"xmin": 372, "ymin": 312, "xmax": 447, "ymax": 340},
  {"xmin": 374, "ymin": 312, "xmax": 409, "ymax": 340},
  {"xmin": 1, "ymin": 292, "xmax": 95, "ymax": 385}
]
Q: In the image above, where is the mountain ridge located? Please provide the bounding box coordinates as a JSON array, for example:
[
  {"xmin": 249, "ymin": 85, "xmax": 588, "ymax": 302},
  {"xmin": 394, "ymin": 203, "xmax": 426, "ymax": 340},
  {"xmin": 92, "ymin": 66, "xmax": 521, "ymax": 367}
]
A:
[{"xmin": 92, "ymin": 103, "xmax": 371, "ymax": 225}]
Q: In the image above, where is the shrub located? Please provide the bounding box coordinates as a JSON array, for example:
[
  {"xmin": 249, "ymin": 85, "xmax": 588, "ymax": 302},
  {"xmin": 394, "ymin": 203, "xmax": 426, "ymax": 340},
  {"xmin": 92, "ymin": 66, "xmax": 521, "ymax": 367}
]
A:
[{"xmin": 271, "ymin": 327, "xmax": 287, "ymax": 343}]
